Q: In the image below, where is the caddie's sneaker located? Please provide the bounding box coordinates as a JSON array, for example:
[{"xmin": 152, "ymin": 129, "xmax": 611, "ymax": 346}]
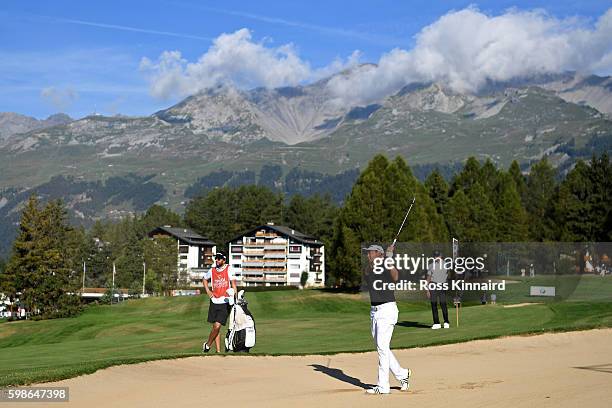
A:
[
  {"xmin": 202, "ymin": 342, "xmax": 210, "ymax": 353},
  {"xmin": 443, "ymin": 322, "xmax": 450, "ymax": 329},
  {"xmin": 399, "ymin": 369, "xmax": 412, "ymax": 391},
  {"xmin": 366, "ymin": 386, "xmax": 389, "ymax": 395},
  {"xmin": 432, "ymin": 323, "xmax": 441, "ymax": 329}
]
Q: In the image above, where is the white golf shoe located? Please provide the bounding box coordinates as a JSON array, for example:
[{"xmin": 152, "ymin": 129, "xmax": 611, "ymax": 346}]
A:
[
  {"xmin": 443, "ymin": 322, "xmax": 450, "ymax": 329},
  {"xmin": 431, "ymin": 323, "xmax": 441, "ymax": 329},
  {"xmin": 365, "ymin": 386, "xmax": 389, "ymax": 395},
  {"xmin": 399, "ymin": 369, "xmax": 412, "ymax": 391}
]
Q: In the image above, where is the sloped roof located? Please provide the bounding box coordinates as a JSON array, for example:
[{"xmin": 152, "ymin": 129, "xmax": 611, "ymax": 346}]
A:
[
  {"xmin": 149, "ymin": 226, "xmax": 216, "ymax": 246},
  {"xmin": 228, "ymin": 224, "xmax": 322, "ymax": 246}
]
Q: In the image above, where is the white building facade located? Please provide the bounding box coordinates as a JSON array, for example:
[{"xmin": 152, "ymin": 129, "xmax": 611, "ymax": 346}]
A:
[
  {"xmin": 148, "ymin": 226, "xmax": 217, "ymax": 287},
  {"xmin": 228, "ymin": 224, "xmax": 325, "ymax": 287}
]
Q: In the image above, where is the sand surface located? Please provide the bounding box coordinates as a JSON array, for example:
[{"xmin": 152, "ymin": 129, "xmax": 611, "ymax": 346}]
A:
[{"xmin": 16, "ymin": 329, "xmax": 612, "ymax": 408}]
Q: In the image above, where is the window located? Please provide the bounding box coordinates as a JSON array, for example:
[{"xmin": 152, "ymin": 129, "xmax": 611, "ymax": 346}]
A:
[
  {"xmin": 232, "ymin": 246, "xmax": 243, "ymax": 253},
  {"xmin": 232, "ymin": 264, "xmax": 241, "ymax": 268},
  {"xmin": 179, "ymin": 245, "xmax": 189, "ymax": 254},
  {"xmin": 232, "ymin": 254, "xmax": 241, "ymax": 259},
  {"xmin": 289, "ymin": 273, "xmax": 300, "ymax": 278},
  {"xmin": 289, "ymin": 245, "xmax": 302, "ymax": 253}
]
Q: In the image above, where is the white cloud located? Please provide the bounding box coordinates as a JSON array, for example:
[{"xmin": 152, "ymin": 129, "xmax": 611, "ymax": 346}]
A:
[
  {"xmin": 40, "ymin": 87, "xmax": 79, "ymax": 110},
  {"xmin": 327, "ymin": 7, "xmax": 612, "ymax": 105},
  {"xmin": 142, "ymin": 8, "xmax": 612, "ymax": 104},
  {"xmin": 141, "ymin": 28, "xmax": 360, "ymax": 99}
]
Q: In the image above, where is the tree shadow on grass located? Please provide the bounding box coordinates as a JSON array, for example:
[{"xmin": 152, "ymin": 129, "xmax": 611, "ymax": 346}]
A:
[
  {"xmin": 397, "ymin": 320, "xmax": 431, "ymax": 329},
  {"xmin": 309, "ymin": 364, "xmax": 374, "ymax": 389}
]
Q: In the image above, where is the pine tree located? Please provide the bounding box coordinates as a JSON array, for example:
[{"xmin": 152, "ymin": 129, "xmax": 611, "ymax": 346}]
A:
[
  {"xmin": 340, "ymin": 154, "xmax": 389, "ymax": 243},
  {"xmin": 451, "ymin": 157, "xmax": 481, "ymax": 194},
  {"xmin": 588, "ymin": 153, "xmax": 611, "ymax": 241},
  {"xmin": 185, "ymin": 185, "xmax": 284, "ymax": 245},
  {"xmin": 446, "ymin": 184, "xmax": 497, "ymax": 242},
  {"xmin": 5, "ymin": 196, "xmax": 45, "ymax": 314},
  {"xmin": 285, "ymin": 194, "xmax": 338, "ymax": 245},
  {"xmin": 508, "ymin": 160, "xmax": 527, "ymax": 203},
  {"xmin": 424, "ymin": 169, "xmax": 449, "ymax": 216},
  {"xmin": 5, "ymin": 197, "xmax": 81, "ymax": 318},
  {"xmin": 328, "ymin": 218, "xmax": 361, "ymax": 287},
  {"xmin": 494, "ymin": 174, "xmax": 530, "ymax": 241},
  {"xmin": 525, "ymin": 158, "xmax": 557, "ymax": 240},
  {"xmin": 553, "ymin": 154, "xmax": 611, "ymax": 241},
  {"xmin": 553, "ymin": 160, "xmax": 593, "ymax": 241},
  {"xmin": 143, "ymin": 236, "xmax": 178, "ymax": 296},
  {"xmin": 445, "ymin": 189, "xmax": 471, "ymax": 240},
  {"xmin": 115, "ymin": 227, "xmax": 144, "ymax": 289},
  {"xmin": 479, "ymin": 159, "xmax": 500, "ymax": 196},
  {"xmin": 137, "ymin": 205, "xmax": 183, "ymax": 237}
]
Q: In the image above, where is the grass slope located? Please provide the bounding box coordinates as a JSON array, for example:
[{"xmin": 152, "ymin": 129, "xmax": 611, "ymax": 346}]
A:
[{"xmin": 1, "ymin": 276, "xmax": 611, "ymax": 386}]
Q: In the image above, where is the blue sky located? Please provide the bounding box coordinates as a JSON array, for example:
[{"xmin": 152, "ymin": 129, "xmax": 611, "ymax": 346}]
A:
[{"xmin": 1, "ymin": 0, "xmax": 611, "ymax": 119}]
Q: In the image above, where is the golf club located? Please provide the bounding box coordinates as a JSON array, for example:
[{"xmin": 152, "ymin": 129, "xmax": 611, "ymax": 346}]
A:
[{"xmin": 391, "ymin": 196, "xmax": 416, "ymax": 247}]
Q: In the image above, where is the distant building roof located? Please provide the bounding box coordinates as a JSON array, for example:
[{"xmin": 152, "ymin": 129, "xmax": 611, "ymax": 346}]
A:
[
  {"xmin": 229, "ymin": 224, "xmax": 322, "ymax": 246},
  {"xmin": 149, "ymin": 226, "xmax": 216, "ymax": 246}
]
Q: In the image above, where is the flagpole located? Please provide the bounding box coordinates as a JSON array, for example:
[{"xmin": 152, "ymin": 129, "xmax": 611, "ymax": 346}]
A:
[
  {"xmin": 112, "ymin": 262, "xmax": 116, "ymax": 304},
  {"xmin": 142, "ymin": 262, "xmax": 146, "ymax": 296}
]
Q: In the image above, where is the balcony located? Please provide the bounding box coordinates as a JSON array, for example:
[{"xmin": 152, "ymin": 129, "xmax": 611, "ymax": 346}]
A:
[
  {"xmin": 263, "ymin": 261, "xmax": 286, "ymax": 267},
  {"xmin": 242, "ymin": 276, "xmax": 265, "ymax": 282},
  {"xmin": 244, "ymin": 244, "xmax": 265, "ymax": 249},
  {"xmin": 264, "ymin": 244, "xmax": 287, "ymax": 249},
  {"xmin": 241, "ymin": 262, "xmax": 264, "ymax": 266}
]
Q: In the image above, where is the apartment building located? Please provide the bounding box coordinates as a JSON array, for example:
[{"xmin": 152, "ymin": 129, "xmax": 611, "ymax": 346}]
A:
[
  {"xmin": 148, "ymin": 226, "xmax": 216, "ymax": 287},
  {"xmin": 228, "ymin": 223, "xmax": 325, "ymax": 287}
]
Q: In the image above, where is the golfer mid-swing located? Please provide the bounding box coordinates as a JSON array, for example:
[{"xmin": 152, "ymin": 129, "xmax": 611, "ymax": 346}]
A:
[
  {"xmin": 363, "ymin": 244, "xmax": 411, "ymax": 394},
  {"xmin": 202, "ymin": 252, "xmax": 237, "ymax": 353}
]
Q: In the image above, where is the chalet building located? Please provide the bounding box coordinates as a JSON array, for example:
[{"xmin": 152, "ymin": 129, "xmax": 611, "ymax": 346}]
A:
[
  {"xmin": 148, "ymin": 226, "xmax": 216, "ymax": 287},
  {"xmin": 228, "ymin": 223, "xmax": 324, "ymax": 287}
]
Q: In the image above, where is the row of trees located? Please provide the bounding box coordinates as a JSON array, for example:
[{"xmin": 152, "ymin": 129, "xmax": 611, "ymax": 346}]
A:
[
  {"xmin": 328, "ymin": 153, "xmax": 611, "ymax": 285},
  {"xmin": 0, "ymin": 189, "xmax": 338, "ymax": 318},
  {"xmin": 1, "ymin": 153, "xmax": 609, "ymax": 317}
]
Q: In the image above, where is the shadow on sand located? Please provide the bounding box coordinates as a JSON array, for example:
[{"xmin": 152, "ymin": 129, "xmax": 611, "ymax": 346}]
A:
[{"xmin": 309, "ymin": 364, "xmax": 374, "ymax": 389}]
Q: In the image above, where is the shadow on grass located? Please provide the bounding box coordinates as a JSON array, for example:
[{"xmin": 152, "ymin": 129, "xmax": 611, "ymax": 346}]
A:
[
  {"xmin": 309, "ymin": 364, "xmax": 373, "ymax": 389},
  {"xmin": 397, "ymin": 320, "xmax": 431, "ymax": 329}
]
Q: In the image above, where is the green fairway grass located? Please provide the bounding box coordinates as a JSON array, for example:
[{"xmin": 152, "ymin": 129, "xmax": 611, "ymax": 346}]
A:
[{"xmin": 1, "ymin": 276, "xmax": 611, "ymax": 386}]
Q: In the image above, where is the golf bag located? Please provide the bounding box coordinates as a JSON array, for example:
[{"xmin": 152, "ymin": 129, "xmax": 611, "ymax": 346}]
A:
[{"xmin": 225, "ymin": 290, "xmax": 256, "ymax": 352}]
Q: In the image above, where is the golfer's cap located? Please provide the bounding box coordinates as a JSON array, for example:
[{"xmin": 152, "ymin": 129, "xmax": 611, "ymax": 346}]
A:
[
  {"xmin": 362, "ymin": 244, "xmax": 384, "ymax": 253},
  {"xmin": 214, "ymin": 252, "xmax": 226, "ymax": 260}
]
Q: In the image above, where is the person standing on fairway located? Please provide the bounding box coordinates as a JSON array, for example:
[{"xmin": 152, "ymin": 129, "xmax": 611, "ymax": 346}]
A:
[
  {"xmin": 427, "ymin": 250, "xmax": 450, "ymax": 329},
  {"xmin": 362, "ymin": 244, "xmax": 411, "ymax": 395},
  {"xmin": 202, "ymin": 253, "xmax": 237, "ymax": 353}
]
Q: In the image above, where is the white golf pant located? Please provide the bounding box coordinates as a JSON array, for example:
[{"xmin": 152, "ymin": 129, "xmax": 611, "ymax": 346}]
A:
[{"xmin": 370, "ymin": 301, "xmax": 408, "ymax": 392}]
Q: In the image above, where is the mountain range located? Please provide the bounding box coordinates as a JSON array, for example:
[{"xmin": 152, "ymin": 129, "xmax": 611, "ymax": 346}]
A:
[{"xmin": 0, "ymin": 69, "xmax": 611, "ymax": 256}]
